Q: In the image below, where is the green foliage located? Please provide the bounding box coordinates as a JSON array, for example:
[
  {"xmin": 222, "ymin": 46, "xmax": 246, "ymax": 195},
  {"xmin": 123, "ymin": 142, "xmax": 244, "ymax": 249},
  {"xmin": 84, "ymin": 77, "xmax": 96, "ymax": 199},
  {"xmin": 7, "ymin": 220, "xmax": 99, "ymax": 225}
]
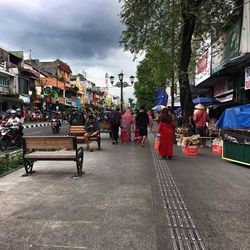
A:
[
  {"xmin": 134, "ymin": 56, "xmax": 160, "ymax": 109},
  {"xmin": 0, "ymin": 153, "xmax": 23, "ymax": 176},
  {"xmin": 120, "ymin": 0, "xmax": 237, "ymax": 120}
]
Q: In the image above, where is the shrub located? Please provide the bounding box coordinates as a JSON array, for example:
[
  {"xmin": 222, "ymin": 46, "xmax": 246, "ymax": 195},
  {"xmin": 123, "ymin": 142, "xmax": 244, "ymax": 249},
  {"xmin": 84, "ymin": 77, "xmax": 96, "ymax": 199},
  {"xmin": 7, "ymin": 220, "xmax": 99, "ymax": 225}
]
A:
[{"xmin": 0, "ymin": 153, "xmax": 23, "ymax": 176}]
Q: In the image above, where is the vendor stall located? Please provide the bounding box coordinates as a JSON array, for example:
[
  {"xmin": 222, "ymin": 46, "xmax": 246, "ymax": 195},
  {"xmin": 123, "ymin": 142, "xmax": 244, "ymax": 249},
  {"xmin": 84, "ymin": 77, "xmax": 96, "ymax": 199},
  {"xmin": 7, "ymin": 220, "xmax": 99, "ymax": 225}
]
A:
[{"xmin": 217, "ymin": 104, "xmax": 250, "ymax": 166}]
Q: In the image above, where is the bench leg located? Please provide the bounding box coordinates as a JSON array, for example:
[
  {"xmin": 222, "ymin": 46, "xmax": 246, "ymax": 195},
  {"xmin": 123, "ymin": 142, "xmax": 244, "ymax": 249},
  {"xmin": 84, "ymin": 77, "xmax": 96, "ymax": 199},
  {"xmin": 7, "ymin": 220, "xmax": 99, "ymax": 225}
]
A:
[
  {"xmin": 97, "ymin": 137, "xmax": 101, "ymax": 150},
  {"xmin": 23, "ymin": 159, "xmax": 34, "ymax": 175},
  {"xmin": 76, "ymin": 147, "xmax": 84, "ymax": 176}
]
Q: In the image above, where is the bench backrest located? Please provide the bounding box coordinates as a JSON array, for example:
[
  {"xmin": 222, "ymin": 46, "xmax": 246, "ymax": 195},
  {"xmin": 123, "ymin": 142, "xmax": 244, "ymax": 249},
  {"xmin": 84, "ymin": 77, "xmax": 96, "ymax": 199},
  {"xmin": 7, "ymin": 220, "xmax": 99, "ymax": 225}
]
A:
[
  {"xmin": 23, "ymin": 136, "xmax": 77, "ymax": 150},
  {"xmin": 69, "ymin": 126, "xmax": 86, "ymax": 135},
  {"xmin": 98, "ymin": 122, "xmax": 111, "ymax": 129}
]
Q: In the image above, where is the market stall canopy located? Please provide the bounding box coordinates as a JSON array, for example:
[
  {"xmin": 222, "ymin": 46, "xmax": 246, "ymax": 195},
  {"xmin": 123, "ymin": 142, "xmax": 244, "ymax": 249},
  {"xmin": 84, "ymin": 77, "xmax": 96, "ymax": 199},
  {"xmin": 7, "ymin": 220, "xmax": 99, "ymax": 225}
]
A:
[
  {"xmin": 193, "ymin": 97, "xmax": 220, "ymax": 106},
  {"xmin": 152, "ymin": 105, "xmax": 165, "ymax": 112},
  {"xmin": 216, "ymin": 104, "xmax": 250, "ymax": 129}
]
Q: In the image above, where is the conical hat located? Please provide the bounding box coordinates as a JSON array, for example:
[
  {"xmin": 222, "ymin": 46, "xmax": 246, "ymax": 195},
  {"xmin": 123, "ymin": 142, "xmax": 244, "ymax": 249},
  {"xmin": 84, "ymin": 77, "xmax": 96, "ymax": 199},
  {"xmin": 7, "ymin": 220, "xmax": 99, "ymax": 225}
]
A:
[{"xmin": 195, "ymin": 103, "xmax": 205, "ymax": 110}]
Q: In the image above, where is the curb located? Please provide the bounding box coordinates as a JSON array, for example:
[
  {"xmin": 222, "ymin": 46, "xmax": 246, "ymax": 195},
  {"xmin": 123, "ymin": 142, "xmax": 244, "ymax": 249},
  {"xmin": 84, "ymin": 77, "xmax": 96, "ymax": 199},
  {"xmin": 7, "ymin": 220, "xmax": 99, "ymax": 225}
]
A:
[
  {"xmin": 23, "ymin": 121, "xmax": 68, "ymax": 129},
  {"xmin": 23, "ymin": 123, "xmax": 50, "ymax": 129}
]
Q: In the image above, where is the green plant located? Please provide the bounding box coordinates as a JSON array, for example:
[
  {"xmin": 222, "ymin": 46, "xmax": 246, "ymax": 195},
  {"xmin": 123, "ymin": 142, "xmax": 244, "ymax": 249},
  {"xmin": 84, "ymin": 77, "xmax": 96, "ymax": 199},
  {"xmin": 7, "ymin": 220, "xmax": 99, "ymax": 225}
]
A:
[{"xmin": 0, "ymin": 153, "xmax": 23, "ymax": 176}]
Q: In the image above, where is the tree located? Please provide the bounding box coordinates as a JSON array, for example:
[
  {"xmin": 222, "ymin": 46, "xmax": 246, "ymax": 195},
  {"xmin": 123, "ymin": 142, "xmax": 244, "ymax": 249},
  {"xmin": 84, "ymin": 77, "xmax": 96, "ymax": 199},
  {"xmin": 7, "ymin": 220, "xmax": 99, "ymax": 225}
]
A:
[
  {"xmin": 120, "ymin": 0, "xmax": 236, "ymax": 122},
  {"xmin": 134, "ymin": 45, "xmax": 175, "ymax": 109}
]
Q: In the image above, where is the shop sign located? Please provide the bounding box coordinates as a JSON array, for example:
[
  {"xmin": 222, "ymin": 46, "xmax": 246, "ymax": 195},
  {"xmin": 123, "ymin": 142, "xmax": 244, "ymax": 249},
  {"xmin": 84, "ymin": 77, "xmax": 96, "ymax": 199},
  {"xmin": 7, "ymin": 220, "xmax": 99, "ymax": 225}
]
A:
[
  {"xmin": 19, "ymin": 94, "xmax": 30, "ymax": 103},
  {"xmin": 195, "ymin": 47, "xmax": 211, "ymax": 86},
  {"xmin": 245, "ymin": 66, "xmax": 250, "ymax": 90},
  {"xmin": 211, "ymin": 36, "xmax": 225, "ymax": 74},
  {"xmin": 224, "ymin": 20, "xmax": 241, "ymax": 61},
  {"xmin": 212, "ymin": 20, "xmax": 241, "ymax": 75},
  {"xmin": 65, "ymin": 97, "xmax": 72, "ymax": 106}
]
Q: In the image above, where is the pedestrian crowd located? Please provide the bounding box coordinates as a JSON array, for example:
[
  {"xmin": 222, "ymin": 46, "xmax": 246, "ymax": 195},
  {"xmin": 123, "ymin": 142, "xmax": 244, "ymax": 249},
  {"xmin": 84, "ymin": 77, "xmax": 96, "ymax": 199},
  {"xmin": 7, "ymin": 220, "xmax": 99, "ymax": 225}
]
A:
[{"xmin": 0, "ymin": 102, "xmax": 212, "ymax": 159}]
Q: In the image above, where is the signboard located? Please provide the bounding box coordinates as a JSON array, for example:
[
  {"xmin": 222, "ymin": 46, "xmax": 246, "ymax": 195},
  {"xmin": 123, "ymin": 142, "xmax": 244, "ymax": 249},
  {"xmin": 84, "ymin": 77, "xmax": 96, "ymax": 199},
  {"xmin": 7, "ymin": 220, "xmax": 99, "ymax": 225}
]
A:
[
  {"xmin": 195, "ymin": 47, "xmax": 211, "ymax": 86},
  {"xmin": 211, "ymin": 37, "xmax": 225, "ymax": 74},
  {"xmin": 224, "ymin": 19, "xmax": 241, "ymax": 61},
  {"xmin": 245, "ymin": 66, "xmax": 250, "ymax": 90},
  {"xmin": 65, "ymin": 97, "xmax": 72, "ymax": 106},
  {"xmin": 212, "ymin": 20, "xmax": 241, "ymax": 75}
]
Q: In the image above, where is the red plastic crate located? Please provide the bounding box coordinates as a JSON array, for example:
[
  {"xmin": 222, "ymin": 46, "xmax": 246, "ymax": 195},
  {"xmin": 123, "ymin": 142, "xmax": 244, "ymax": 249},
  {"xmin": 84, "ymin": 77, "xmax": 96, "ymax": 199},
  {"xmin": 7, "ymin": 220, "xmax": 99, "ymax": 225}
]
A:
[
  {"xmin": 212, "ymin": 144, "xmax": 222, "ymax": 155},
  {"xmin": 182, "ymin": 146, "xmax": 198, "ymax": 156}
]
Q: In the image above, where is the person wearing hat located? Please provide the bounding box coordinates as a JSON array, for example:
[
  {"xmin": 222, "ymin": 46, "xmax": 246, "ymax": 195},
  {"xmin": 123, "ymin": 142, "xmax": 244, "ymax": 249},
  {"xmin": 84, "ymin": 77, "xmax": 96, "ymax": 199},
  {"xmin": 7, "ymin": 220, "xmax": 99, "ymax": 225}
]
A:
[
  {"xmin": 193, "ymin": 103, "xmax": 210, "ymax": 147},
  {"xmin": 16, "ymin": 108, "xmax": 24, "ymax": 123},
  {"xmin": 6, "ymin": 110, "xmax": 22, "ymax": 138}
]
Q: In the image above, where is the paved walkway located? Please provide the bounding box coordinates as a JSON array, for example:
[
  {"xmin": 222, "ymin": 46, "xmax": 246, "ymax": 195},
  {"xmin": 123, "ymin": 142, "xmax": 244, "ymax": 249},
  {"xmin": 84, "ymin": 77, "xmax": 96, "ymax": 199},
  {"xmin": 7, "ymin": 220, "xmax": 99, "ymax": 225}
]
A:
[{"xmin": 0, "ymin": 133, "xmax": 249, "ymax": 249}]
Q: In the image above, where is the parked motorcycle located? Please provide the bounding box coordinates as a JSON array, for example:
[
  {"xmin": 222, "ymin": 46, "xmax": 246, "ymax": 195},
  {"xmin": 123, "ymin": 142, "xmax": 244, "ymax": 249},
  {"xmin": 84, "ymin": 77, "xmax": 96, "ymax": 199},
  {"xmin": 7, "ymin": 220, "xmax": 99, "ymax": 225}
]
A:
[
  {"xmin": 0, "ymin": 125, "xmax": 23, "ymax": 151},
  {"xmin": 51, "ymin": 119, "xmax": 60, "ymax": 134}
]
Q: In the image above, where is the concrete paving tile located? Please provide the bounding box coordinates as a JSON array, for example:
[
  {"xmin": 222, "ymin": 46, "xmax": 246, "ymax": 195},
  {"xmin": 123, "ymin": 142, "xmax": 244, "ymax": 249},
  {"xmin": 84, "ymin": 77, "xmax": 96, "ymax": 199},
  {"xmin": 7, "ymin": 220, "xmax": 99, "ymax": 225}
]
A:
[
  {"xmin": 110, "ymin": 184, "xmax": 152, "ymax": 196},
  {"xmin": 109, "ymin": 192, "xmax": 153, "ymax": 208},
  {"xmin": 34, "ymin": 221, "xmax": 101, "ymax": 249},
  {"xmin": 69, "ymin": 193, "xmax": 112, "ymax": 207},
  {"xmin": 200, "ymin": 229, "xmax": 250, "ymax": 250},
  {"xmin": 205, "ymin": 210, "xmax": 250, "ymax": 232},
  {"xmin": 0, "ymin": 192, "xmax": 37, "ymax": 219},
  {"xmin": 0, "ymin": 219, "xmax": 50, "ymax": 245},
  {"xmin": 0, "ymin": 242, "xmax": 31, "ymax": 250},
  {"xmin": 155, "ymin": 226, "xmax": 173, "ymax": 250},
  {"xmin": 97, "ymin": 223, "xmax": 158, "ymax": 250},
  {"xmin": 9, "ymin": 203, "xmax": 60, "ymax": 221},
  {"xmin": 53, "ymin": 205, "xmax": 107, "ymax": 223},
  {"xmin": 0, "ymin": 181, "xmax": 18, "ymax": 192},
  {"xmin": 103, "ymin": 207, "xmax": 153, "ymax": 226}
]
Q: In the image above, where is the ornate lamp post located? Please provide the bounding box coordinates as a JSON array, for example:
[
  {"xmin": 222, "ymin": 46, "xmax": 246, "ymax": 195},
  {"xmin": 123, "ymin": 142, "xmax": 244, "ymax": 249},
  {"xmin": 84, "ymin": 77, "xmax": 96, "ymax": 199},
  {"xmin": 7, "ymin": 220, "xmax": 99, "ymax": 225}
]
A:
[{"xmin": 109, "ymin": 71, "xmax": 135, "ymax": 111}]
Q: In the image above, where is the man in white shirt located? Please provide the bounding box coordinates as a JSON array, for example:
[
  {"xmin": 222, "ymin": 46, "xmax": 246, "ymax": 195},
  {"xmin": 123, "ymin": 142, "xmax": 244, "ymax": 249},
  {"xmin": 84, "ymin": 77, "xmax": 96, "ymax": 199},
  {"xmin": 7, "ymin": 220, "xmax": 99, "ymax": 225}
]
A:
[{"xmin": 6, "ymin": 110, "xmax": 21, "ymax": 129}]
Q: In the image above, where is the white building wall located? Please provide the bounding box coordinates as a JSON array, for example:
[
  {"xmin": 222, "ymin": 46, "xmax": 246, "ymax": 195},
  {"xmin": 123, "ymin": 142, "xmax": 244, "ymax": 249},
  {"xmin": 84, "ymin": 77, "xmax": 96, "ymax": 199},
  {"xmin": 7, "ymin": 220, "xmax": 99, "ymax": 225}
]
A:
[{"xmin": 240, "ymin": 0, "xmax": 250, "ymax": 54}]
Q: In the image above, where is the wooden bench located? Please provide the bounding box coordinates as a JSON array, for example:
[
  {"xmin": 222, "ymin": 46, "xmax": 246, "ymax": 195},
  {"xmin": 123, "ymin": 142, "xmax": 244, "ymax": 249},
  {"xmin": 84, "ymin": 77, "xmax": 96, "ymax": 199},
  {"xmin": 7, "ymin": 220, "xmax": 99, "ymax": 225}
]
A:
[
  {"xmin": 98, "ymin": 122, "xmax": 111, "ymax": 134},
  {"xmin": 22, "ymin": 136, "xmax": 84, "ymax": 176},
  {"xmin": 69, "ymin": 125, "xmax": 101, "ymax": 150}
]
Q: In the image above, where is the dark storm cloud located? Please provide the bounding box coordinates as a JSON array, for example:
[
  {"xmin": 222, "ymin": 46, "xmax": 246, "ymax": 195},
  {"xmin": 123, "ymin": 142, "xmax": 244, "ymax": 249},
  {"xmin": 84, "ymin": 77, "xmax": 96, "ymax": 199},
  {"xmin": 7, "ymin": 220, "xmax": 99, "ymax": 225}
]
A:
[{"xmin": 0, "ymin": 0, "xmax": 122, "ymax": 60}]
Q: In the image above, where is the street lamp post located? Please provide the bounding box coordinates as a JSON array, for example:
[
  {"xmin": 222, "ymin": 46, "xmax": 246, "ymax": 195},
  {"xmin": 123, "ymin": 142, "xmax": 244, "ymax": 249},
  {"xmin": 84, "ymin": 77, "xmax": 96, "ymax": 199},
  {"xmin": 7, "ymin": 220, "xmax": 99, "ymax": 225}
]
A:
[{"xmin": 109, "ymin": 71, "xmax": 135, "ymax": 111}]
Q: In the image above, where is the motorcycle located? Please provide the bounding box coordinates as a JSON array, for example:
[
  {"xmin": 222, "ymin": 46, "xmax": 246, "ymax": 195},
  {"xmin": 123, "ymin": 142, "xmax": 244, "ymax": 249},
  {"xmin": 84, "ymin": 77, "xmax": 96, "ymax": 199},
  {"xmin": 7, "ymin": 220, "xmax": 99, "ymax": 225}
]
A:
[
  {"xmin": 51, "ymin": 119, "xmax": 60, "ymax": 134},
  {"xmin": 0, "ymin": 125, "xmax": 23, "ymax": 151}
]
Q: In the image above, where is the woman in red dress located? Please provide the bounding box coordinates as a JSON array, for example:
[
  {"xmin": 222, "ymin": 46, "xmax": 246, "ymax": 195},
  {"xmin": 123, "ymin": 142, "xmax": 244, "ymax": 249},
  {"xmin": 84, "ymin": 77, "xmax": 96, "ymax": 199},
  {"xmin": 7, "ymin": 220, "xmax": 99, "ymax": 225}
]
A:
[{"xmin": 157, "ymin": 108, "xmax": 174, "ymax": 159}]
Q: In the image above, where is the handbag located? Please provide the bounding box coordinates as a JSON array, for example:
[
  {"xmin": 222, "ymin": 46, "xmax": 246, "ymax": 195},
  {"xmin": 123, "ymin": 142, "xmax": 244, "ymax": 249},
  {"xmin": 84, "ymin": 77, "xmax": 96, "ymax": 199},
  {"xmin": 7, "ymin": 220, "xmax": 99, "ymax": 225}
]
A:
[{"xmin": 154, "ymin": 138, "xmax": 160, "ymax": 150}]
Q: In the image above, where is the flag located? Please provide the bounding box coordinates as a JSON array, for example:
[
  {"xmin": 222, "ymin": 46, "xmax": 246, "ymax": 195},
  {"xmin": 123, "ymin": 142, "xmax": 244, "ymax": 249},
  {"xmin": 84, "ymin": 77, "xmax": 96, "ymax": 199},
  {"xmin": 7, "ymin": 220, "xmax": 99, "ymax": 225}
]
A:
[{"xmin": 156, "ymin": 88, "xmax": 168, "ymax": 105}]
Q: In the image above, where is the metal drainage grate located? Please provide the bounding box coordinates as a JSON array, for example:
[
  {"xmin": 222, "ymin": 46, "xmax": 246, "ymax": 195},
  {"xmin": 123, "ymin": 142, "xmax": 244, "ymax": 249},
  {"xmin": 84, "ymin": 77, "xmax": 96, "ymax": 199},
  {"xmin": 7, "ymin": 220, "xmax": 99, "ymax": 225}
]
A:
[{"xmin": 149, "ymin": 134, "xmax": 206, "ymax": 250}]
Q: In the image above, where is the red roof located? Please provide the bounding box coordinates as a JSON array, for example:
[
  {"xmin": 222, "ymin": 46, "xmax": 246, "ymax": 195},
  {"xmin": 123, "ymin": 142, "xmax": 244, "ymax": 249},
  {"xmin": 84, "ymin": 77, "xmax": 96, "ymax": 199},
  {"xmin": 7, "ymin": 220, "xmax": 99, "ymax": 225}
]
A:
[{"xmin": 57, "ymin": 59, "xmax": 72, "ymax": 73}]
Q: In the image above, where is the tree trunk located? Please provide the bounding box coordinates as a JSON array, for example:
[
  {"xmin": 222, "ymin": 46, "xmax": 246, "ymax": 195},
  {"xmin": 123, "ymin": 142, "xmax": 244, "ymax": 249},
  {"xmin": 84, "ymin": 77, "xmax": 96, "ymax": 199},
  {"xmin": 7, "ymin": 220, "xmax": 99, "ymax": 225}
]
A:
[{"xmin": 178, "ymin": 14, "xmax": 197, "ymax": 124}]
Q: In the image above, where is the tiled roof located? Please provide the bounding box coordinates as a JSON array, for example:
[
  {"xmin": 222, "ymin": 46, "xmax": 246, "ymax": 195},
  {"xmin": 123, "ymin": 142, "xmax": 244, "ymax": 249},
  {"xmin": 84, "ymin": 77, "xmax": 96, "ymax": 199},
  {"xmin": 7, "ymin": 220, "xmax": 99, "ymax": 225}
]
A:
[{"xmin": 56, "ymin": 59, "xmax": 72, "ymax": 73}]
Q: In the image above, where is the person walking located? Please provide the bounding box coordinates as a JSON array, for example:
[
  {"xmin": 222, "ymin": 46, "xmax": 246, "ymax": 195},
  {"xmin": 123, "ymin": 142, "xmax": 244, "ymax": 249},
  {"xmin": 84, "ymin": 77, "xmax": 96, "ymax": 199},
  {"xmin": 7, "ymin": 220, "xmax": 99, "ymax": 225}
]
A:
[
  {"xmin": 132, "ymin": 110, "xmax": 140, "ymax": 142},
  {"xmin": 136, "ymin": 106, "xmax": 149, "ymax": 147},
  {"xmin": 157, "ymin": 107, "xmax": 175, "ymax": 159},
  {"xmin": 109, "ymin": 108, "xmax": 121, "ymax": 144},
  {"xmin": 124, "ymin": 108, "xmax": 132, "ymax": 141},
  {"xmin": 148, "ymin": 111, "xmax": 154, "ymax": 132},
  {"xmin": 193, "ymin": 103, "xmax": 209, "ymax": 147},
  {"xmin": 120, "ymin": 110, "xmax": 130, "ymax": 144}
]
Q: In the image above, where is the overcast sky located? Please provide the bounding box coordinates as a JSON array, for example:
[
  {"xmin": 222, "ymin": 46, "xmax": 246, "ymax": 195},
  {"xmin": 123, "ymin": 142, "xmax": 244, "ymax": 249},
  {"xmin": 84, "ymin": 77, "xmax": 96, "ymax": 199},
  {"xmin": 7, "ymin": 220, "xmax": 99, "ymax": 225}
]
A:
[{"xmin": 0, "ymin": 0, "xmax": 140, "ymax": 99}]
